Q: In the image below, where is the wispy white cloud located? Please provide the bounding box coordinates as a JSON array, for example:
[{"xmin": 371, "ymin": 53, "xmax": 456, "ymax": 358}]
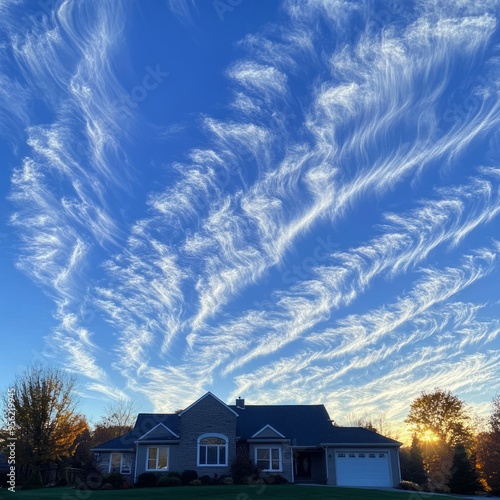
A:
[
  {"xmin": 88, "ymin": 0, "xmax": 500, "ymax": 411},
  {"xmin": 228, "ymin": 243, "xmax": 499, "ymax": 400},
  {"xmin": 5, "ymin": 0, "xmax": 500, "ymax": 419},
  {"xmin": 212, "ymin": 173, "xmax": 500, "ymax": 376},
  {"xmin": 7, "ymin": 0, "xmax": 131, "ymax": 397},
  {"xmin": 166, "ymin": 0, "xmax": 198, "ymax": 25}
]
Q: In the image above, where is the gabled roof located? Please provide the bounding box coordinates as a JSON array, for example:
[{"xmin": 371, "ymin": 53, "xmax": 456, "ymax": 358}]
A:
[
  {"xmin": 136, "ymin": 422, "xmax": 179, "ymax": 441},
  {"xmin": 230, "ymin": 405, "xmax": 401, "ymax": 447},
  {"xmin": 251, "ymin": 424, "xmax": 285, "ymax": 439},
  {"xmin": 91, "ymin": 413, "xmax": 180, "ymax": 452},
  {"xmin": 91, "ymin": 430, "xmax": 137, "ymax": 452},
  {"xmin": 179, "ymin": 391, "xmax": 239, "ymax": 417},
  {"xmin": 230, "ymin": 404, "xmax": 334, "ymax": 446}
]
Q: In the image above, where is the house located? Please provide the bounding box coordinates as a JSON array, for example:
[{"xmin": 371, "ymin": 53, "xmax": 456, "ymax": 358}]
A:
[{"xmin": 91, "ymin": 392, "xmax": 402, "ymax": 487}]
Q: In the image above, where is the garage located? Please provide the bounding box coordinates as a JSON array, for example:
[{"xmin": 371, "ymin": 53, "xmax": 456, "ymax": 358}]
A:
[{"xmin": 335, "ymin": 450, "xmax": 392, "ymax": 487}]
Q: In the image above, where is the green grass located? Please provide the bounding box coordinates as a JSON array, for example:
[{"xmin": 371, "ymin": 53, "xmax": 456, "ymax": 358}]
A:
[{"xmin": 0, "ymin": 485, "xmax": 470, "ymax": 500}]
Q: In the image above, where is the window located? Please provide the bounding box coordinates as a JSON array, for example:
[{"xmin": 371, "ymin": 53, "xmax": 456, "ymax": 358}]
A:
[
  {"xmin": 379, "ymin": 453, "xmax": 386, "ymax": 458},
  {"xmin": 198, "ymin": 434, "xmax": 228, "ymax": 466},
  {"xmin": 359, "ymin": 453, "xmax": 366, "ymax": 458},
  {"xmin": 109, "ymin": 453, "xmax": 131, "ymax": 474},
  {"xmin": 147, "ymin": 447, "xmax": 169, "ymax": 470},
  {"xmin": 255, "ymin": 447, "xmax": 282, "ymax": 472},
  {"xmin": 337, "ymin": 453, "xmax": 346, "ymax": 458},
  {"xmin": 349, "ymin": 453, "xmax": 356, "ymax": 458},
  {"xmin": 369, "ymin": 453, "xmax": 376, "ymax": 458}
]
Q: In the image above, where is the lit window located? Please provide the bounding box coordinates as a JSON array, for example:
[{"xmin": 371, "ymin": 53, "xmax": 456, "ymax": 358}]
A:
[
  {"xmin": 198, "ymin": 435, "xmax": 228, "ymax": 466},
  {"xmin": 109, "ymin": 453, "xmax": 131, "ymax": 474},
  {"xmin": 255, "ymin": 447, "xmax": 282, "ymax": 472},
  {"xmin": 110, "ymin": 453, "xmax": 120, "ymax": 473},
  {"xmin": 147, "ymin": 447, "xmax": 169, "ymax": 470}
]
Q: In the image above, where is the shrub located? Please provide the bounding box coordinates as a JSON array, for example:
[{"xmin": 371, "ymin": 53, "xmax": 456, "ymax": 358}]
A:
[
  {"xmin": 181, "ymin": 469, "xmax": 198, "ymax": 485},
  {"xmin": 22, "ymin": 469, "xmax": 44, "ymax": 490},
  {"xmin": 398, "ymin": 480, "xmax": 421, "ymax": 491},
  {"xmin": 123, "ymin": 481, "xmax": 134, "ymax": 489},
  {"xmin": 263, "ymin": 474, "xmax": 288, "ymax": 485},
  {"xmin": 136, "ymin": 471, "xmax": 158, "ymax": 488},
  {"xmin": 157, "ymin": 475, "xmax": 181, "ymax": 487},
  {"xmin": 101, "ymin": 483, "xmax": 113, "ymax": 490},
  {"xmin": 247, "ymin": 476, "xmax": 265, "ymax": 485},
  {"xmin": 103, "ymin": 472, "xmax": 125, "ymax": 489},
  {"xmin": 167, "ymin": 471, "xmax": 181, "ymax": 479},
  {"xmin": 200, "ymin": 474, "xmax": 212, "ymax": 485},
  {"xmin": 216, "ymin": 474, "xmax": 232, "ymax": 485},
  {"xmin": 190, "ymin": 478, "xmax": 202, "ymax": 485},
  {"xmin": 230, "ymin": 447, "xmax": 257, "ymax": 484}
]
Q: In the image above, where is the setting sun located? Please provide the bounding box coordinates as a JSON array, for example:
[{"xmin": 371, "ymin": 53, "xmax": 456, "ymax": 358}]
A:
[{"xmin": 420, "ymin": 429, "xmax": 439, "ymax": 443}]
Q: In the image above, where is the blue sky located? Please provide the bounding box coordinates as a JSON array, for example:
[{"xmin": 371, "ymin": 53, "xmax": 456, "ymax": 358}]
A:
[{"xmin": 1, "ymin": 0, "xmax": 500, "ymax": 429}]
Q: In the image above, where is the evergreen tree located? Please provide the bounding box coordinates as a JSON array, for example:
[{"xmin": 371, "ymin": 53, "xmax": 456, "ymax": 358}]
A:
[
  {"xmin": 477, "ymin": 395, "xmax": 500, "ymax": 493},
  {"xmin": 448, "ymin": 443, "xmax": 481, "ymax": 494},
  {"xmin": 407, "ymin": 435, "xmax": 427, "ymax": 485}
]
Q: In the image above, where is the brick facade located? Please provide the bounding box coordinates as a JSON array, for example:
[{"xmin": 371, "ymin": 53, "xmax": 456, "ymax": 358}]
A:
[{"xmin": 177, "ymin": 393, "xmax": 237, "ymax": 476}]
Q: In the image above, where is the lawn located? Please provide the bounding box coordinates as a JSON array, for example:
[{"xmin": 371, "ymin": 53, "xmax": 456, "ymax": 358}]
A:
[{"xmin": 0, "ymin": 485, "xmax": 470, "ymax": 500}]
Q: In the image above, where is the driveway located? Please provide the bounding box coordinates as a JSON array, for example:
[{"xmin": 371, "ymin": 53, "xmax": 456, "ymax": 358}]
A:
[
  {"xmin": 363, "ymin": 487, "xmax": 498, "ymax": 500},
  {"xmin": 298, "ymin": 484, "xmax": 499, "ymax": 500}
]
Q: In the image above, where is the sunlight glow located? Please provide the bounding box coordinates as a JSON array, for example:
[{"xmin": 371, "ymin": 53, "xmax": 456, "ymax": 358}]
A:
[{"xmin": 420, "ymin": 429, "xmax": 439, "ymax": 443}]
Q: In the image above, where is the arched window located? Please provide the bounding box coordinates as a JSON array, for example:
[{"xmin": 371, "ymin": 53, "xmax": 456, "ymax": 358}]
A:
[{"xmin": 197, "ymin": 433, "xmax": 228, "ymax": 466}]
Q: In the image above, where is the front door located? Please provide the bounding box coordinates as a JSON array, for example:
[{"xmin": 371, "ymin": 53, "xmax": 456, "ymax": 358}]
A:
[{"xmin": 294, "ymin": 451, "xmax": 312, "ymax": 479}]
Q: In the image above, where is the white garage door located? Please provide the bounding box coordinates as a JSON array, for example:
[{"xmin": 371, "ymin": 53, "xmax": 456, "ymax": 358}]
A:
[{"xmin": 335, "ymin": 451, "xmax": 391, "ymax": 487}]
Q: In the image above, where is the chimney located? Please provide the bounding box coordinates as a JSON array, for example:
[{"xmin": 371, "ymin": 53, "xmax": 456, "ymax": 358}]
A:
[{"xmin": 236, "ymin": 397, "xmax": 245, "ymax": 409}]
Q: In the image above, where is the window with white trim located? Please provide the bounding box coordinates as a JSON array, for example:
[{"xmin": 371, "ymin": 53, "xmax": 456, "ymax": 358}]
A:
[
  {"xmin": 146, "ymin": 446, "xmax": 169, "ymax": 470},
  {"xmin": 255, "ymin": 447, "xmax": 282, "ymax": 472},
  {"xmin": 198, "ymin": 434, "xmax": 228, "ymax": 466},
  {"xmin": 109, "ymin": 453, "xmax": 131, "ymax": 474}
]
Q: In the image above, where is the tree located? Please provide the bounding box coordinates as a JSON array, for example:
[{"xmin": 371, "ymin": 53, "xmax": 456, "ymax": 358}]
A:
[
  {"xmin": 402, "ymin": 435, "xmax": 427, "ymax": 485},
  {"xmin": 405, "ymin": 389, "xmax": 473, "ymax": 447},
  {"xmin": 448, "ymin": 443, "xmax": 481, "ymax": 494},
  {"xmin": 1, "ymin": 364, "xmax": 87, "ymax": 467},
  {"xmin": 490, "ymin": 394, "xmax": 500, "ymax": 434},
  {"xmin": 339, "ymin": 412, "xmax": 377, "ymax": 432},
  {"xmin": 477, "ymin": 395, "xmax": 500, "ymax": 493},
  {"xmin": 91, "ymin": 398, "xmax": 139, "ymax": 448},
  {"xmin": 405, "ymin": 389, "xmax": 474, "ymax": 492},
  {"xmin": 99, "ymin": 398, "xmax": 139, "ymax": 431},
  {"xmin": 340, "ymin": 412, "xmax": 400, "ymax": 439}
]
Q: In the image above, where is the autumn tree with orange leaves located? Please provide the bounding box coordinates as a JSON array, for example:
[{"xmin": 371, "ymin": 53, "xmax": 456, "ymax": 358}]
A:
[
  {"xmin": 1, "ymin": 364, "xmax": 87, "ymax": 467},
  {"xmin": 405, "ymin": 389, "xmax": 475, "ymax": 492}
]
